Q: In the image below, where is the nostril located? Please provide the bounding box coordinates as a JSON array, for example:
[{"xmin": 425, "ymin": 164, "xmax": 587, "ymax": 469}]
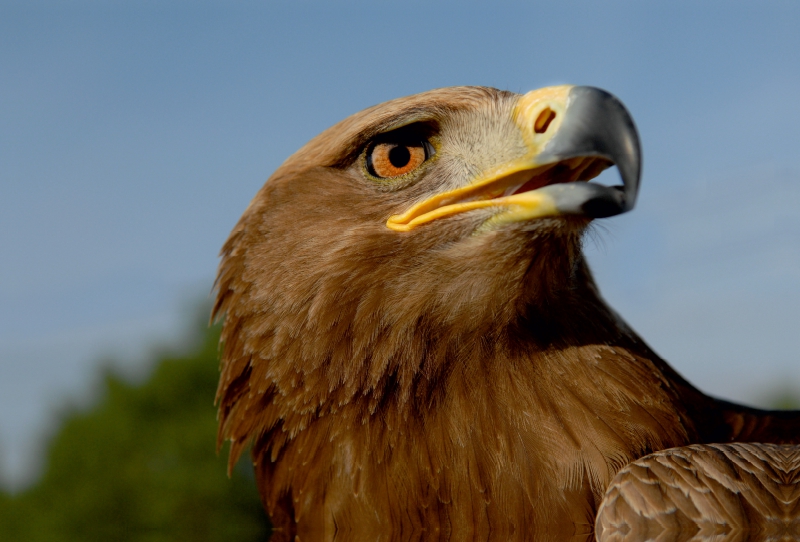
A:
[{"xmin": 534, "ymin": 107, "xmax": 556, "ymax": 134}]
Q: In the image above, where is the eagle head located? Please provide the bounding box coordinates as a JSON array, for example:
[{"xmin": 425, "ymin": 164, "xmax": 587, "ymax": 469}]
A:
[{"xmin": 213, "ymin": 86, "xmax": 671, "ymax": 540}]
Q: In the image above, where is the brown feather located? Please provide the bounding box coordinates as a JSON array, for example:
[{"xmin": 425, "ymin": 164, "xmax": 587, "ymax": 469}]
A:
[
  {"xmin": 213, "ymin": 86, "xmax": 800, "ymax": 541},
  {"xmin": 596, "ymin": 444, "xmax": 800, "ymax": 542}
]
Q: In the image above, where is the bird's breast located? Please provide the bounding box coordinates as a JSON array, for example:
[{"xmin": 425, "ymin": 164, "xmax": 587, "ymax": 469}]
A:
[{"xmin": 256, "ymin": 345, "xmax": 695, "ymax": 542}]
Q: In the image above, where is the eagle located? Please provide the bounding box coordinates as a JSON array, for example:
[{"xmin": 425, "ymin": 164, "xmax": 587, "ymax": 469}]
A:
[{"xmin": 212, "ymin": 85, "xmax": 800, "ymax": 541}]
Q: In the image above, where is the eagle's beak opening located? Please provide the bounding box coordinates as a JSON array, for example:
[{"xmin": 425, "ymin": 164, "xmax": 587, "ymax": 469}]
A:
[{"xmin": 386, "ymin": 85, "xmax": 642, "ymax": 232}]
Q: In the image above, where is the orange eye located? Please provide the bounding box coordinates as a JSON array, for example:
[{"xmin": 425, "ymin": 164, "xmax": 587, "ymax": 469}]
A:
[{"xmin": 367, "ymin": 141, "xmax": 429, "ymax": 178}]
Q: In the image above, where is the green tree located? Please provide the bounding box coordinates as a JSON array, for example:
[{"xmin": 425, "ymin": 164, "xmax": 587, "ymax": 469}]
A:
[
  {"xmin": 766, "ymin": 388, "xmax": 800, "ymax": 410},
  {"xmin": 0, "ymin": 318, "xmax": 270, "ymax": 542}
]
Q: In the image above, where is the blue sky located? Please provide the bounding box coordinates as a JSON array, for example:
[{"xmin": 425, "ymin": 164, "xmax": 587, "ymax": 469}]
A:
[{"xmin": 2, "ymin": 1, "xmax": 800, "ymax": 488}]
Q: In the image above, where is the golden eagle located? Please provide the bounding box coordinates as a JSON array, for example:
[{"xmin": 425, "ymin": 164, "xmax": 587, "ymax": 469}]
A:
[{"xmin": 213, "ymin": 86, "xmax": 800, "ymax": 541}]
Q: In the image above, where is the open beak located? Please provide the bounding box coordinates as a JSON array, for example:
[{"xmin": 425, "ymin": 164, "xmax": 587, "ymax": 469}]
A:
[{"xmin": 386, "ymin": 85, "xmax": 642, "ymax": 232}]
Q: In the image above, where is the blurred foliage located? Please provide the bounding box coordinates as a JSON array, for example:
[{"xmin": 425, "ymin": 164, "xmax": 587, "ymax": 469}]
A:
[
  {"xmin": 0, "ymin": 317, "xmax": 270, "ymax": 542},
  {"xmin": 765, "ymin": 388, "xmax": 800, "ymax": 410}
]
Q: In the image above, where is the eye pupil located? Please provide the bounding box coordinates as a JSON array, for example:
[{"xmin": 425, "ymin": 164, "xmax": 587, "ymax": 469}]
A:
[
  {"xmin": 367, "ymin": 136, "xmax": 431, "ymax": 179},
  {"xmin": 388, "ymin": 145, "xmax": 411, "ymax": 168}
]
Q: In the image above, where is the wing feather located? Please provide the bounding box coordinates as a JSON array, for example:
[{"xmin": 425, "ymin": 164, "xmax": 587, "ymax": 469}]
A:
[{"xmin": 596, "ymin": 443, "xmax": 800, "ymax": 542}]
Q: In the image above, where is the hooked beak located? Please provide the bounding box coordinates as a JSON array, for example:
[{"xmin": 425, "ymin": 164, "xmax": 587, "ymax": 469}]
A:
[{"xmin": 386, "ymin": 85, "xmax": 642, "ymax": 232}]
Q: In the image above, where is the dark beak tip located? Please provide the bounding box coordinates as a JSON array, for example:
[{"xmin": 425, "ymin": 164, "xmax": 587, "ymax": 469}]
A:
[
  {"xmin": 565, "ymin": 86, "xmax": 642, "ymax": 217},
  {"xmin": 583, "ymin": 200, "xmax": 623, "ymax": 219}
]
